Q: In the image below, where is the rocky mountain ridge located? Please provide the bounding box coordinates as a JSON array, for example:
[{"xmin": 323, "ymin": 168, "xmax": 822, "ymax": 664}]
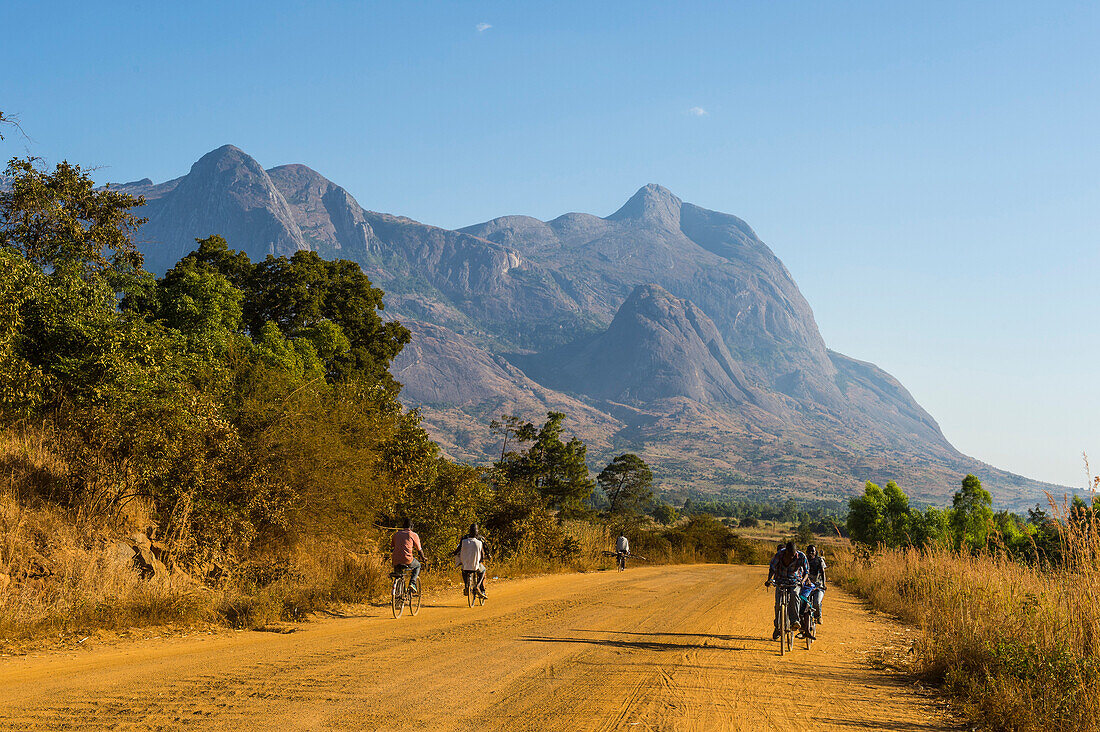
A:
[{"xmin": 114, "ymin": 145, "xmax": 1064, "ymax": 508}]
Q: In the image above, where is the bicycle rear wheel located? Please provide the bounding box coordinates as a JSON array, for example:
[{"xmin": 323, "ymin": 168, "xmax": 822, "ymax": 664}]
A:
[
  {"xmin": 466, "ymin": 573, "xmax": 475, "ymax": 608},
  {"xmin": 409, "ymin": 579, "xmax": 422, "ymax": 616},
  {"xmin": 392, "ymin": 576, "xmax": 406, "ymax": 618},
  {"xmin": 779, "ymin": 592, "xmax": 788, "ymax": 657}
]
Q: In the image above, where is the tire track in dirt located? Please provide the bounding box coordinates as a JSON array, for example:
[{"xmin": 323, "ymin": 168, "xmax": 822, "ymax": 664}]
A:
[{"xmin": 0, "ymin": 565, "xmax": 954, "ymax": 731}]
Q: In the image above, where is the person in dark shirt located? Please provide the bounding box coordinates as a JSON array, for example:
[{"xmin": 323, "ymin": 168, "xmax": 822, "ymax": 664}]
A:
[
  {"xmin": 765, "ymin": 540, "xmax": 808, "ymax": 640},
  {"xmin": 806, "ymin": 544, "xmax": 828, "ymax": 623}
]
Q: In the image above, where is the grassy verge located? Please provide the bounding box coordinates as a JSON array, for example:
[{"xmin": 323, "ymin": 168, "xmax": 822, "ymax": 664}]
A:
[
  {"xmin": 0, "ymin": 493, "xmax": 777, "ymax": 647},
  {"xmin": 833, "ymin": 518, "xmax": 1100, "ymax": 732}
]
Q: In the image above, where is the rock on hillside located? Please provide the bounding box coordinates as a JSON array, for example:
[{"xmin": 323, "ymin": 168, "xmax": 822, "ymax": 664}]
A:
[
  {"xmin": 125, "ymin": 145, "xmax": 307, "ymax": 274},
  {"xmin": 390, "ymin": 320, "xmax": 621, "ymax": 461},
  {"xmin": 516, "ymin": 284, "xmax": 771, "ymax": 410}
]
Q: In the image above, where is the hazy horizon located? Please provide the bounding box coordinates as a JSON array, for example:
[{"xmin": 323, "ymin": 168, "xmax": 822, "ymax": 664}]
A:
[{"xmin": 3, "ymin": 0, "xmax": 1097, "ymax": 490}]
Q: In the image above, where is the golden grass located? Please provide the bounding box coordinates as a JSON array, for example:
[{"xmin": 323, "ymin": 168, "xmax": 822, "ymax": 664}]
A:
[{"xmin": 834, "ymin": 497, "xmax": 1100, "ymax": 732}]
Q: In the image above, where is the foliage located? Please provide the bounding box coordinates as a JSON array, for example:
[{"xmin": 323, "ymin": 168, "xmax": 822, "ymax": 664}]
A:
[
  {"xmin": 597, "ymin": 453, "xmax": 654, "ymax": 517},
  {"xmin": 497, "ymin": 411, "xmax": 596, "ymax": 516}
]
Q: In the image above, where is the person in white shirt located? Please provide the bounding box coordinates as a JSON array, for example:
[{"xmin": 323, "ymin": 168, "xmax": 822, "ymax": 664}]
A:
[
  {"xmin": 615, "ymin": 534, "xmax": 630, "ymax": 570},
  {"xmin": 451, "ymin": 523, "xmax": 489, "ymax": 598}
]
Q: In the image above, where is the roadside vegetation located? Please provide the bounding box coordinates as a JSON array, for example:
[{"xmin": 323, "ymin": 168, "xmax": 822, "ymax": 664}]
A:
[
  {"xmin": 0, "ymin": 155, "xmax": 768, "ymax": 645},
  {"xmin": 838, "ymin": 474, "xmax": 1100, "ymax": 732}
]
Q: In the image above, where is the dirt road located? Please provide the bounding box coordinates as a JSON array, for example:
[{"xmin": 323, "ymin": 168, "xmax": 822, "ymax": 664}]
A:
[{"xmin": 0, "ymin": 565, "xmax": 951, "ymax": 731}]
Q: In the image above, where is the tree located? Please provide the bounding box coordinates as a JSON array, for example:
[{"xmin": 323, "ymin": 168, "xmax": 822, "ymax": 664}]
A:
[
  {"xmin": 651, "ymin": 501, "xmax": 679, "ymax": 525},
  {"xmin": 847, "ymin": 481, "xmax": 890, "ymax": 547},
  {"xmin": 1, "ymin": 158, "xmax": 146, "ymax": 286},
  {"xmin": 882, "ymin": 481, "xmax": 912, "ymax": 545},
  {"xmin": 172, "ymin": 237, "xmax": 409, "ymax": 388},
  {"xmin": 500, "ymin": 412, "xmax": 595, "ymax": 514},
  {"xmin": 598, "ymin": 454, "xmax": 655, "ymax": 516},
  {"xmin": 950, "ymin": 474, "xmax": 993, "ymax": 552}
]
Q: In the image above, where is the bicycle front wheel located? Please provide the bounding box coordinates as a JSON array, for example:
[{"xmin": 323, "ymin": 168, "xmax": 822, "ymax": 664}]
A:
[
  {"xmin": 805, "ymin": 612, "xmax": 815, "ymax": 650},
  {"xmin": 409, "ymin": 580, "xmax": 422, "ymax": 617},
  {"xmin": 392, "ymin": 577, "xmax": 406, "ymax": 619}
]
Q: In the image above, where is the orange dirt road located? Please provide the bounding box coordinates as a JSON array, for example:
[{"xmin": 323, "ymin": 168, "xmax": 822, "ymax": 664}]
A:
[{"xmin": 0, "ymin": 565, "xmax": 952, "ymax": 731}]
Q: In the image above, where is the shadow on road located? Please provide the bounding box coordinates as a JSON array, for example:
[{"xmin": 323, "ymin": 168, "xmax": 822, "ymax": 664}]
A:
[
  {"xmin": 570, "ymin": 629, "xmax": 763, "ymax": 643},
  {"xmin": 521, "ymin": 634, "xmax": 748, "ymax": 652}
]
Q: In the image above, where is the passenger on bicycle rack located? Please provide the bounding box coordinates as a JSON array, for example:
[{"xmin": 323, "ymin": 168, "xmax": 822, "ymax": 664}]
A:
[
  {"xmin": 391, "ymin": 519, "xmax": 426, "ymax": 592},
  {"xmin": 451, "ymin": 523, "xmax": 489, "ymax": 599},
  {"xmin": 616, "ymin": 534, "xmax": 631, "ymax": 570},
  {"xmin": 806, "ymin": 544, "xmax": 827, "ymax": 624},
  {"xmin": 764, "ymin": 540, "xmax": 808, "ymax": 641}
]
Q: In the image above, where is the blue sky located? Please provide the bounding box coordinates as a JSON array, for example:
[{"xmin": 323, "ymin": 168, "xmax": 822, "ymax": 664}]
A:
[{"xmin": 3, "ymin": 0, "xmax": 1098, "ymax": 490}]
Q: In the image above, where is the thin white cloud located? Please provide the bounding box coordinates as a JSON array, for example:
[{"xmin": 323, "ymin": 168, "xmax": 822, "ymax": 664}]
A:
[
  {"xmin": 688, "ymin": 106, "xmax": 708, "ymax": 117},
  {"xmin": 476, "ymin": 22, "xmax": 492, "ymax": 32}
]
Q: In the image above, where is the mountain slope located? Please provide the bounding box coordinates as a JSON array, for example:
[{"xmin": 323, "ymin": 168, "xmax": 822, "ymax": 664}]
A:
[{"xmin": 115, "ymin": 147, "xmax": 1065, "ymax": 508}]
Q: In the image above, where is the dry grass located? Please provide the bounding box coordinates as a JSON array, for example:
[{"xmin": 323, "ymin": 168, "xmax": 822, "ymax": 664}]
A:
[{"xmin": 834, "ymin": 496, "xmax": 1100, "ymax": 732}]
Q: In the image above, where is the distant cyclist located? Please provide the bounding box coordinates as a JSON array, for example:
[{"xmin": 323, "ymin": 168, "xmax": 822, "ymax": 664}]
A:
[
  {"xmin": 452, "ymin": 523, "xmax": 489, "ymax": 599},
  {"xmin": 765, "ymin": 540, "xmax": 808, "ymax": 640},
  {"xmin": 391, "ymin": 519, "xmax": 426, "ymax": 592},
  {"xmin": 805, "ymin": 544, "xmax": 827, "ymax": 624},
  {"xmin": 616, "ymin": 534, "xmax": 631, "ymax": 570}
]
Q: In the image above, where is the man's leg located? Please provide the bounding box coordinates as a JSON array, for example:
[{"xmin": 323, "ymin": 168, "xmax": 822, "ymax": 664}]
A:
[
  {"xmin": 407, "ymin": 558, "xmax": 421, "ymax": 590},
  {"xmin": 812, "ymin": 589, "xmax": 824, "ymax": 621},
  {"xmin": 787, "ymin": 591, "xmax": 801, "ymax": 628},
  {"xmin": 476, "ymin": 567, "xmax": 487, "ymax": 596}
]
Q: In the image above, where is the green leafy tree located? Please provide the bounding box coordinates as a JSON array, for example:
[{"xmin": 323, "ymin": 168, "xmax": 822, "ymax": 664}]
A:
[
  {"xmin": 883, "ymin": 481, "xmax": 912, "ymax": 545},
  {"xmin": 1, "ymin": 158, "xmax": 146, "ymax": 287},
  {"xmin": 950, "ymin": 474, "xmax": 994, "ymax": 552},
  {"xmin": 598, "ymin": 454, "xmax": 654, "ymax": 516},
  {"xmin": 175, "ymin": 237, "xmax": 409, "ymax": 388},
  {"xmin": 847, "ymin": 481, "xmax": 890, "ymax": 547},
  {"xmin": 909, "ymin": 506, "xmax": 948, "ymax": 548},
  {"xmin": 651, "ymin": 501, "xmax": 679, "ymax": 525},
  {"xmin": 501, "ymin": 412, "xmax": 595, "ymax": 515}
]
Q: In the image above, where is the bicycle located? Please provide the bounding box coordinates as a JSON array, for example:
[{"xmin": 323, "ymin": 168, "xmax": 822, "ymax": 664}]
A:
[
  {"xmin": 616, "ymin": 551, "xmax": 627, "ymax": 572},
  {"xmin": 462, "ymin": 569, "xmax": 486, "ymax": 607},
  {"xmin": 770, "ymin": 580, "xmax": 797, "ymax": 655},
  {"xmin": 797, "ymin": 584, "xmax": 817, "ymax": 650},
  {"xmin": 390, "ymin": 565, "xmax": 422, "ymax": 619}
]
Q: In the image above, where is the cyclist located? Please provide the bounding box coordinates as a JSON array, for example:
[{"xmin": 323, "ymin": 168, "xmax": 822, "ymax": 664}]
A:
[
  {"xmin": 391, "ymin": 518, "xmax": 426, "ymax": 592},
  {"xmin": 764, "ymin": 540, "xmax": 808, "ymax": 640},
  {"xmin": 805, "ymin": 544, "xmax": 827, "ymax": 624},
  {"xmin": 452, "ymin": 523, "xmax": 489, "ymax": 599},
  {"xmin": 616, "ymin": 533, "xmax": 631, "ymax": 570}
]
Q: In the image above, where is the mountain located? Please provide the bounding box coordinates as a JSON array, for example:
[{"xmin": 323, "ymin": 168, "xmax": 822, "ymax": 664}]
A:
[
  {"xmin": 515, "ymin": 284, "xmax": 767, "ymax": 410},
  {"xmin": 115, "ymin": 147, "xmax": 1065, "ymax": 509}
]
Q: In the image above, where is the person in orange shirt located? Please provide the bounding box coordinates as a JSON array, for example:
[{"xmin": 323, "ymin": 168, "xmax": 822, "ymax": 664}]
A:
[{"xmin": 391, "ymin": 518, "xmax": 426, "ymax": 592}]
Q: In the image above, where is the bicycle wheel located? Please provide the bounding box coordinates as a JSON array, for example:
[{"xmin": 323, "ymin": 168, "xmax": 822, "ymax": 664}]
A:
[
  {"xmin": 392, "ymin": 576, "xmax": 405, "ymax": 619},
  {"xmin": 779, "ymin": 591, "xmax": 788, "ymax": 657},
  {"xmin": 466, "ymin": 574, "xmax": 475, "ymax": 608},
  {"xmin": 409, "ymin": 579, "xmax": 422, "ymax": 617},
  {"xmin": 617, "ymin": 554, "xmax": 625, "ymax": 572},
  {"xmin": 805, "ymin": 611, "xmax": 815, "ymax": 650}
]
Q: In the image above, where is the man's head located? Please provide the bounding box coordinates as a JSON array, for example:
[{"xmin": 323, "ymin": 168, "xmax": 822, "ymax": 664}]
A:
[
  {"xmin": 402, "ymin": 518, "xmax": 412, "ymax": 530},
  {"xmin": 784, "ymin": 540, "xmax": 796, "ymax": 556},
  {"xmin": 807, "ymin": 545, "xmax": 817, "ymax": 558},
  {"xmin": 469, "ymin": 523, "xmax": 479, "ymax": 537}
]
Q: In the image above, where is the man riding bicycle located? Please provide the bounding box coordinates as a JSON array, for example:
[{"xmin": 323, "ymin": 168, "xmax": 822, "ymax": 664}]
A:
[
  {"xmin": 616, "ymin": 534, "xmax": 631, "ymax": 569},
  {"xmin": 805, "ymin": 544, "xmax": 827, "ymax": 624},
  {"xmin": 765, "ymin": 540, "xmax": 808, "ymax": 641},
  {"xmin": 451, "ymin": 523, "xmax": 489, "ymax": 599},
  {"xmin": 391, "ymin": 518, "xmax": 426, "ymax": 592}
]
